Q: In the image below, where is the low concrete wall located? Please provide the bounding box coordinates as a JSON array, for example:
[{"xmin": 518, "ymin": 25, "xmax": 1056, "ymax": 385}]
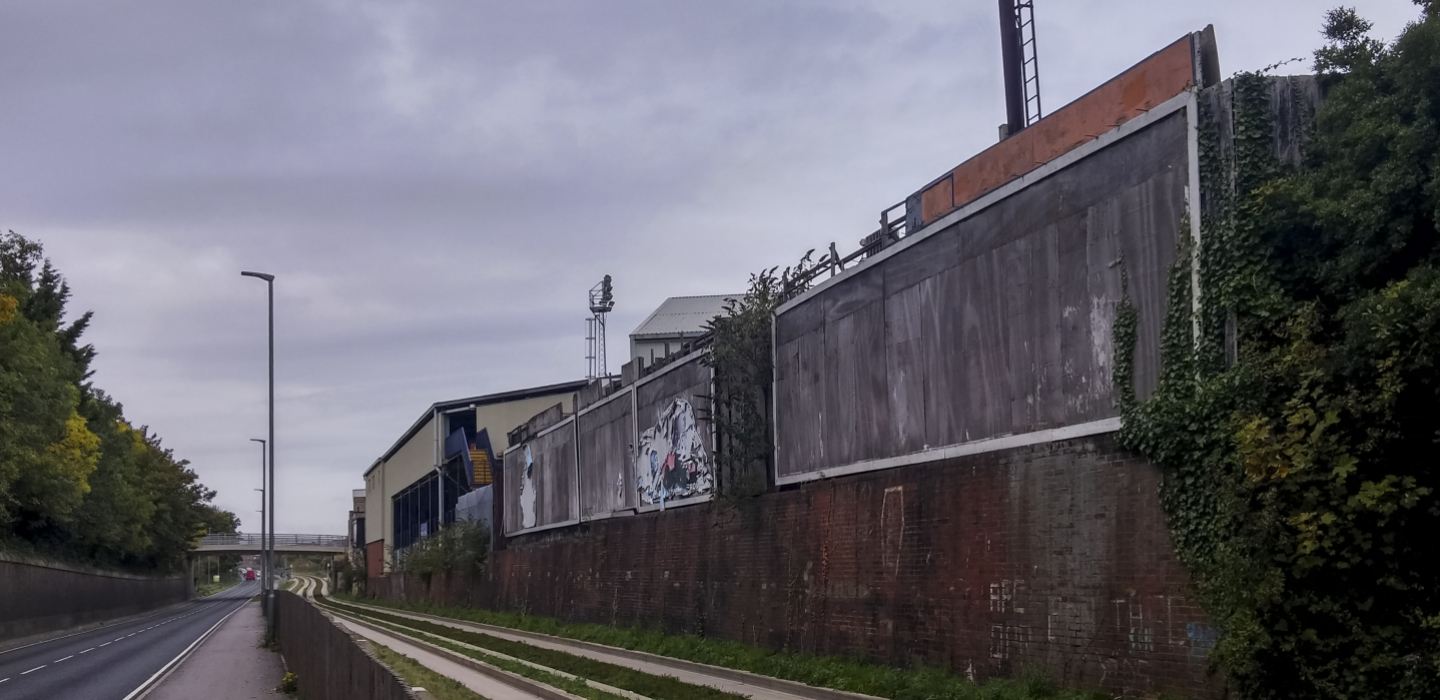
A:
[
  {"xmin": 0, "ymin": 552, "xmax": 189, "ymax": 644},
  {"xmin": 275, "ymin": 591, "xmax": 416, "ymax": 700}
]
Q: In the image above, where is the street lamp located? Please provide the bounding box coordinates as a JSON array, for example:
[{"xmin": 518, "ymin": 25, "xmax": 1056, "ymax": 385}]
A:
[
  {"xmin": 253, "ymin": 484, "xmax": 266, "ymax": 594},
  {"xmin": 241, "ymin": 270, "xmax": 276, "ymax": 634},
  {"xmin": 250, "ymin": 439, "xmax": 267, "ymax": 598}
]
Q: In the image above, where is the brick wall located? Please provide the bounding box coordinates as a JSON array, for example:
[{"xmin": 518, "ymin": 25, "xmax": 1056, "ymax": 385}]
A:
[{"xmin": 371, "ymin": 434, "xmax": 1220, "ymax": 698}]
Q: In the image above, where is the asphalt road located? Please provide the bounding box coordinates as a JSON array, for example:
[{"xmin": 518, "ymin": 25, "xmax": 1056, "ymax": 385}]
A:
[{"xmin": 0, "ymin": 579, "xmax": 263, "ymax": 700}]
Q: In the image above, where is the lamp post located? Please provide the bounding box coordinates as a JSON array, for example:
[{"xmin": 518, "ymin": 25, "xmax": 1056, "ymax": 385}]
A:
[
  {"xmin": 241, "ymin": 270, "xmax": 275, "ymax": 633},
  {"xmin": 253, "ymin": 484, "xmax": 265, "ymax": 594},
  {"xmin": 250, "ymin": 439, "xmax": 267, "ymax": 598}
]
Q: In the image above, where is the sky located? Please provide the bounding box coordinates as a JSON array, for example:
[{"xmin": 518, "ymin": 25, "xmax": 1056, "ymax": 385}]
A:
[{"xmin": 0, "ymin": 1, "xmax": 1423, "ymax": 535}]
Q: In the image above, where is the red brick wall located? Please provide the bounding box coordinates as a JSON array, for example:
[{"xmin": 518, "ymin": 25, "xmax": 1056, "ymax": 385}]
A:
[
  {"xmin": 370, "ymin": 434, "xmax": 1220, "ymax": 698},
  {"xmin": 365, "ymin": 540, "xmax": 384, "ymax": 579}
]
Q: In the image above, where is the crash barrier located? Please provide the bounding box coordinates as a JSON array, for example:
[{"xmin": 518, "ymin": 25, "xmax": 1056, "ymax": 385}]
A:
[{"xmin": 275, "ymin": 590, "xmax": 417, "ymax": 700}]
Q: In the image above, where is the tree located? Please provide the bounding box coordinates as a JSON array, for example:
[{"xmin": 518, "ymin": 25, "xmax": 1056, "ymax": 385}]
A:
[
  {"xmin": 0, "ymin": 231, "xmax": 235, "ymax": 573},
  {"xmin": 701, "ymin": 251, "xmax": 818, "ymax": 499},
  {"xmin": 1119, "ymin": 4, "xmax": 1440, "ymax": 697}
]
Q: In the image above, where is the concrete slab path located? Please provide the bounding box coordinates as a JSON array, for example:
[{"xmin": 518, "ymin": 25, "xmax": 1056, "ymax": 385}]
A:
[
  {"xmin": 337, "ymin": 615, "xmax": 541, "ymax": 700},
  {"xmin": 334, "ymin": 603, "xmax": 832, "ymax": 700},
  {"xmin": 145, "ymin": 601, "xmax": 284, "ymax": 700}
]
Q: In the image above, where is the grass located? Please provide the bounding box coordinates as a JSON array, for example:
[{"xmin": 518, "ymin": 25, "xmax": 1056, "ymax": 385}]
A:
[
  {"xmin": 195, "ymin": 578, "xmax": 242, "ymax": 598},
  {"xmin": 371, "ymin": 644, "xmax": 489, "ymax": 700},
  {"xmin": 333, "ymin": 594, "xmax": 1109, "ymax": 700},
  {"xmin": 321, "ymin": 594, "xmax": 742, "ymax": 700},
  {"xmin": 358, "ymin": 612, "xmax": 629, "ymax": 700}
]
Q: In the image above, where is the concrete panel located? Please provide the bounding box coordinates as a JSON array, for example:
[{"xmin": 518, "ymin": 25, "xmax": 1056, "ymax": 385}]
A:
[
  {"xmin": 0, "ymin": 554, "xmax": 188, "ymax": 644},
  {"xmin": 634, "ymin": 356, "xmax": 713, "ymax": 506},
  {"xmin": 503, "ymin": 419, "xmax": 578, "ymax": 535},
  {"xmin": 577, "ymin": 392, "xmax": 636, "ymax": 520},
  {"xmin": 776, "ymin": 112, "xmax": 1189, "ymax": 481}
]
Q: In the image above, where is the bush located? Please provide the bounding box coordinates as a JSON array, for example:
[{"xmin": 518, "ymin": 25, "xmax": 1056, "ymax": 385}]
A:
[{"xmin": 395, "ymin": 519, "xmax": 489, "ymax": 584}]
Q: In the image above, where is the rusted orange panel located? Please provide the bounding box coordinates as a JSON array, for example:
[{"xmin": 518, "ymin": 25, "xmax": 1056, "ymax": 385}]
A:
[
  {"xmin": 927, "ymin": 35, "xmax": 1196, "ymax": 225},
  {"xmin": 921, "ymin": 175, "xmax": 954, "ymax": 225}
]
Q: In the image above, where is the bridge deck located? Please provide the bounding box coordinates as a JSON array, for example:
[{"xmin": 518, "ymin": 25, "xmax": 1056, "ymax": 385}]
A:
[{"xmin": 194, "ymin": 533, "xmax": 347, "ymax": 555}]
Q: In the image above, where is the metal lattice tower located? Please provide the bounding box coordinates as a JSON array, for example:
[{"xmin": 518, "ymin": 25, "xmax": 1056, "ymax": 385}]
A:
[{"xmin": 585, "ymin": 275, "xmax": 615, "ymax": 380}]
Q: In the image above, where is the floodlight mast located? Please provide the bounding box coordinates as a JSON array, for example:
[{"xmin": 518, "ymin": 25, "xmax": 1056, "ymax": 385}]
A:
[{"xmin": 586, "ymin": 276, "xmax": 615, "ymax": 380}]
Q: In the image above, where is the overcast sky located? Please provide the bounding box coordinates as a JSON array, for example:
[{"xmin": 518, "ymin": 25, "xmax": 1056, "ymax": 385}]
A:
[{"xmin": 0, "ymin": 1, "xmax": 1421, "ymax": 535}]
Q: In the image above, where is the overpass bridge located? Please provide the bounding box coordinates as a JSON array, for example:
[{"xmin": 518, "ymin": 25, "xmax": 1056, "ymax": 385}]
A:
[{"xmin": 194, "ymin": 533, "xmax": 348, "ymax": 555}]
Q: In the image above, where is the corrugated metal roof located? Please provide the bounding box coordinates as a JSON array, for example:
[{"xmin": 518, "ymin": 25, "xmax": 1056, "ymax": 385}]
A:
[
  {"xmin": 630, "ymin": 294, "xmax": 740, "ymax": 339},
  {"xmin": 364, "ymin": 379, "xmax": 588, "ymax": 475}
]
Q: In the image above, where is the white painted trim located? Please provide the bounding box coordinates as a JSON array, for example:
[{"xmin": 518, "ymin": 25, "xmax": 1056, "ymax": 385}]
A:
[
  {"xmin": 632, "ymin": 348, "xmax": 708, "ymax": 389},
  {"xmin": 776, "ymin": 90, "xmax": 1195, "ymax": 317},
  {"xmin": 635, "ymin": 492, "xmax": 713, "ymax": 514},
  {"xmin": 773, "ymin": 418, "xmax": 1123, "ymax": 486},
  {"xmin": 579, "ymin": 509, "xmax": 634, "ymax": 523},
  {"xmin": 125, "ymin": 595, "xmax": 248, "ymax": 700},
  {"xmin": 505, "ymin": 518, "xmax": 581, "ymax": 538}
]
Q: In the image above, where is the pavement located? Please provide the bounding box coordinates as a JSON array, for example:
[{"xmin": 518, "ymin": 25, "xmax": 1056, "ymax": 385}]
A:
[
  {"xmin": 0, "ymin": 579, "xmax": 262, "ymax": 700},
  {"xmin": 146, "ymin": 600, "xmax": 286, "ymax": 700}
]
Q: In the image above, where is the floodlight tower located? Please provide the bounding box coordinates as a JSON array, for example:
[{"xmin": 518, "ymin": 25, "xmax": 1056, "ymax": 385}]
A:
[{"xmin": 585, "ymin": 276, "xmax": 615, "ymax": 380}]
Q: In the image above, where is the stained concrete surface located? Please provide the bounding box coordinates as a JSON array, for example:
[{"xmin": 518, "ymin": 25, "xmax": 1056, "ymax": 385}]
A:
[{"xmin": 147, "ymin": 600, "xmax": 284, "ymax": 699}]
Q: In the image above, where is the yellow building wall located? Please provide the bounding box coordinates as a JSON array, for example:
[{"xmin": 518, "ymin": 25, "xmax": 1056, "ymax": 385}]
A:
[{"xmin": 363, "ymin": 390, "xmax": 577, "ymax": 572}]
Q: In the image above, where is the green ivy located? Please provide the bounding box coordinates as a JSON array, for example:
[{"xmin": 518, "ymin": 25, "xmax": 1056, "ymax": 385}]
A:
[{"xmin": 1117, "ymin": 6, "xmax": 1440, "ymax": 698}]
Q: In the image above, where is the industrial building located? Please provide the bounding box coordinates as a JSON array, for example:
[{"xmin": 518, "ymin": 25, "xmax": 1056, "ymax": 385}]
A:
[
  {"xmin": 360, "ymin": 380, "xmax": 585, "ymax": 577},
  {"xmin": 628, "ymin": 294, "xmax": 736, "ymax": 365}
]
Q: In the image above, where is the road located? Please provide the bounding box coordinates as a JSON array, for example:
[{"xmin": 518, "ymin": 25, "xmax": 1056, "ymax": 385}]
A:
[{"xmin": 0, "ymin": 579, "xmax": 263, "ymax": 700}]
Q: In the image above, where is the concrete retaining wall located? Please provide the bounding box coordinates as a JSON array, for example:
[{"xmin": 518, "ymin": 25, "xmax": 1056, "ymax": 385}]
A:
[
  {"xmin": 0, "ymin": 552, "xmax": 189, "ymax": 645},
  {"xmin": 275, "ymin": 591, "xmax": 416, "ymax": 700}
]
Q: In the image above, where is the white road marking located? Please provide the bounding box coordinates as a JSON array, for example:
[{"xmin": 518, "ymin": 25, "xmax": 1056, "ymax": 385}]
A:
[
  {"xmin": 80, "ymin": 648, "xmax": 95, "ymax": 654},
  {"xmin": 1, "ymin": 677, "xmax": 10, "ymax": 683},
  {"xmin": 54, "ymin": 655, "xmax": 73, "ymax": 662},
  {"xmin": 21, "ymin": 665, "xmax": 45, "ymax": 675},
  {"xmin": 101, "ymin": 642, "xmax": 112, "ymax": 647},
  {"xmin": 120, "ymin": 603, "xmax": 246, "ymax": 700}
]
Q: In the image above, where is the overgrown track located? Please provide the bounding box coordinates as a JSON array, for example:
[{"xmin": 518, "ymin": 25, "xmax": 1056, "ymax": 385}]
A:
[{"xmin": 305, "ymin": 586, "xmax": 882, "ymax": 700}]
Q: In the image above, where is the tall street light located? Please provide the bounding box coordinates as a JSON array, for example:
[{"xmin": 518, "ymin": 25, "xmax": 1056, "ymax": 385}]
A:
[
  {"xmin": 250, "ymin": 439, "xmax": 267, "ymax": 599},
  {"xmin": 241, "ymin": 270, "xmax": 275, "ymax": 634}
]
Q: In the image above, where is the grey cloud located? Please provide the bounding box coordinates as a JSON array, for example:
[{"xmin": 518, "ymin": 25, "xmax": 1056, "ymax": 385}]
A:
[{"xmin": 1, "ymin": 0, "xmax": 1423, "ymax": 532}]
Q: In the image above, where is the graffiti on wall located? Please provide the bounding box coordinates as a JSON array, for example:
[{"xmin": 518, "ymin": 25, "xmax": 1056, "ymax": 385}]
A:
[
  {"xmin": 520, "ymin": 444, "xmax": 537, "ymax": 529},
  {"xmin": 636, "ymin": 398, "xmax": 712, "ymax": 505}
]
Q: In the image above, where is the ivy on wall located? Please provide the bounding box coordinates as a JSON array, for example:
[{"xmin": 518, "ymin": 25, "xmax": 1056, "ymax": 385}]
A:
[{"xmin": 1117, "ymin": 5, "xmax": 1440, "ymax": 698}]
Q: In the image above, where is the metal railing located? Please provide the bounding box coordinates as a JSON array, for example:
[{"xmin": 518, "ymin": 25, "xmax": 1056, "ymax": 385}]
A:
[
  {"xmin": 781, "ymin": 199, "xmax": 910, "ymax": 300},
  {"xmin": 196, "ymin": 533, "xmax": 348, "ymax": 548}
]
